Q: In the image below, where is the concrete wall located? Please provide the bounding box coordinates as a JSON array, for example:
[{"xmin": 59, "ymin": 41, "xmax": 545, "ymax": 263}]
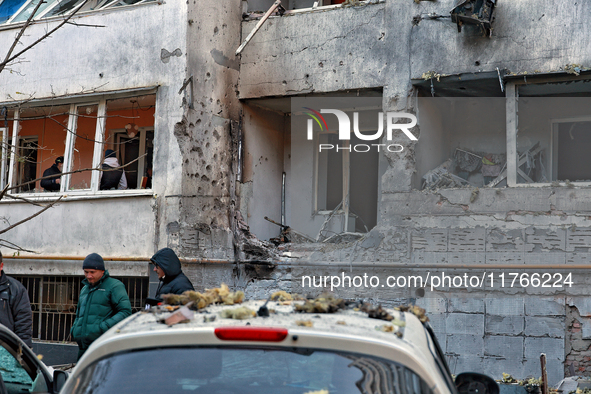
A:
[
  {"xmin": 241, "ymin": 104, "xmax": 287, "ymax": 240},
  {"xmin": 0, "ymin": 1, "xmax": 186, "ymax": 269},
  {"xmin": 1, "ymin": 196, "xmax": 155, "ymax": 257},
  {"xmin": 234, "ymin": 0, "xmax": 591, "ymax": 385},
  {"xmin": 164, "ymin": 0, "xmax": 242, "ymax": 260}
]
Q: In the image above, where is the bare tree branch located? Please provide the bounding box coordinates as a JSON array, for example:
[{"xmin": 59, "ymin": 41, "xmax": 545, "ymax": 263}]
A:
[
  {"xmin": 66, "ymin": 21, "xmax": 106, "ymax": 28},
  {"xmin": 0, "ymin": 184, "xmax": 9, "ymax": 201},
  {"xmin": 0, "ymin": 195, "xmax": 63, "ymax": 236},
  {"xmin": 0, "ymin": 0, "xmax": 94, "ymax": 73},
  {"xmin": 4, "ymin": 194, "xmax": 45, "ymax": 206},
  {"xmin": 0, "ymin": 239, "xmax": 38, "ymax": 254},
  {"xmin": 0, "ymin": 0, "xmax": 46, "ymax": 74}
]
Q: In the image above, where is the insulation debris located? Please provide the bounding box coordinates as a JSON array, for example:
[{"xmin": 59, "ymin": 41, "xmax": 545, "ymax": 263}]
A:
[
  {"xmin": 304, "ymin": 390, "xmax": 329, "ymax": 394},
  {"xmin": 295, "ymin": 294, "xmax": 346, "ymax": 314},
  {"xmin": 296, "ymin": 320, "xmax": 314, "ymax": 327},
  {"xmin": 396, "ymin": 305, "xmax": 429, "ymax": 323},
  {"xmin": 376, "ymin": 324, "xmax": 395, "ymax": 332},
  {"xmin": 161, "ymin": 283, "xmax": 244, "ymax": 310},
  {"xmin": 501, "ymin": 373, "xmax": 518, "ymax": 384},
  {"xmin": 422, "ymin": 71, "xmax": 446, "ymax": 82},
  {"xmin": 271, "ymin": 291, "xmax": 293, "ymax": 301},
  {"xmin": 221, "ymin": 306, "xmax": 256, "ymax": 320},
  {"xmin": 361, "ymin": 304, "xmax": 394, "ymax": 321},
  {"xmin": 376, "ymin": 324, "xmax": 404, "ymax": 338}
]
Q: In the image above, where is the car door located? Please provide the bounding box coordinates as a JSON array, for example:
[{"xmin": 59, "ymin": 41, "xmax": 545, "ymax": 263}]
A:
[{"xmin": 0, "ymin": 325, "xmax": 53, "ymax": 394}]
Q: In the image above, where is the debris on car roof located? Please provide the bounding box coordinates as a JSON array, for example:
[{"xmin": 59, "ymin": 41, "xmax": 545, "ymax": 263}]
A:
[
  {"xmin": 271, "ymin": 290, "xmax": 293, "ymax": 301},
  {"xmin": 294, "ymin": 293, "xmax": 346, "ymax": 313},
  {"xmin": 376, "ymin": 324, "xmax": 404, "ymax": 338},
  {"xmin": 164, "ymin": 305, "xmax": 194, "ymax": 326},
  {"xmin": 361, "ymin": 303, "xmax": 395, "ymax": 321},
  {"xmin": 221, "ymin": 306, "xmax": 256, "ymax": 320},
  {"xmin": 396, "ymin": 304, "xmax": 430, "ymax": 323},
  {"xmin": 296, "ymin": 319, "xmax": 313, "ymax": 327},
  {"xmin": 161, "ymin": 283, "xmax": 245, "ymax": 310},
  {"xmin": 145, "ymin": 285, "xmax": 435, "ymax": 344}
]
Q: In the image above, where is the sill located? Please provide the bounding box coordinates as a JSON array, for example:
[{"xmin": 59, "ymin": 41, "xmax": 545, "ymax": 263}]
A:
[{"xmin": 3, "ymin": 189, "xmax": 155, "ymax": 203}]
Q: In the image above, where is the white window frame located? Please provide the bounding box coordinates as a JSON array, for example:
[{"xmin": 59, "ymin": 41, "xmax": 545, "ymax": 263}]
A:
[
  {"xmin": 506, "ymin": 80, "xmax": 591, "ymax": 187},
  {"xmin": 112, "ymin": 126, "xmax": 152, "ymax": 189},
  {"xmin": 4, "ymin": 0, "xmax": 154, "ymax": 25},
  {"xmin": 0, "ymin": 126, "xmax": 8, "ymax": 189},
  {"xmin": 1, "ymin": 88, "xmax": 156, "ymax": 200}
]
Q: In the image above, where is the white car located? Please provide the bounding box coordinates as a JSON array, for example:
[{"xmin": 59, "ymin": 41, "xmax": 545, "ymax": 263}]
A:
[{"xmin": 58, "ymin": 299, "xmax": 498, "ymax": 394}]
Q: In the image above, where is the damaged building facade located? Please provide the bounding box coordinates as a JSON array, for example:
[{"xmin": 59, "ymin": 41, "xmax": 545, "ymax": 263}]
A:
[{"xmin": 1, "ymin": 0, "xmax": 591, "ymax": 384}]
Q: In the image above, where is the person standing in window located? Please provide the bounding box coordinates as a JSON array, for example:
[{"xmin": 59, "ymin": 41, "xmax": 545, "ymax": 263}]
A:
[
  {"xmin": 40, "ymin": 156, "xmax": 63, "ymax": 192},
  {"xmin": 99, "ymin": 149, "xmax": 127, "ymax": 190},
  {"xmin": 0, "ymin": 251, "xmax": 33, "ymax": 347}
]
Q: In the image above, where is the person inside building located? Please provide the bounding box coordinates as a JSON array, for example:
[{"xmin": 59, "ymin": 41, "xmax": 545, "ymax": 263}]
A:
[
  {"xmin": 0, "ymin": 251, "xmax": 33, "ymax": 347},
  {"xmin": 151, "ymin": 248, "xmax": 195, "ymax": 300},
  {"xmin": 99, "ymin": 149, "xmax": 127, "ymax": 190},
  {"xmin": 71, "ymin": 253, "xmax": 132, "ymax": 359},
  {"xmin": 40, "ymin": 156, "xmax": 64, "ymax": 192}
]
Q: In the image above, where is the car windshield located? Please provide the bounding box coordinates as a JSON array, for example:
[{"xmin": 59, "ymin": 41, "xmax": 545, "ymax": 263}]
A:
[{"xmin": 63, "ymin": 346, "xmax": 434, "ymax": 394}]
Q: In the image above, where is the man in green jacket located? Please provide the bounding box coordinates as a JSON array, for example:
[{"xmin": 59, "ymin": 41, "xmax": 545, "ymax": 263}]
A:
[{"xmin": 71, "ymin": 253, "xmax": 132, "ymax": 359}]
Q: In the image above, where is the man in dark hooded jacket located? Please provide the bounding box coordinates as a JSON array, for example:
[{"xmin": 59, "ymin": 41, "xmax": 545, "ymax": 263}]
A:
[
  {"xmin": 0, "ymin": 251, "xmax": 33, "ymax": 347},
  {"xmin": 40, "ymin": 156, "xmax": 63, "ymax": 192},
  {"xmin": 151, "ymin": 248, "xmax": 195, "ymax": 299}
]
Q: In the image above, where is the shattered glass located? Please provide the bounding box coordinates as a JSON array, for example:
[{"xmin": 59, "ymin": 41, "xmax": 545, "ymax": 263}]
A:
[{"xmin": 0, "ymin": 346, "xmax": 33, "ymax": 386}]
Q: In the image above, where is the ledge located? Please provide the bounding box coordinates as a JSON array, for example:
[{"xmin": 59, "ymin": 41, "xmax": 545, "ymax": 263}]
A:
[{"xmin": 1, "ymin": 189, "xmax": 155, "ymax": 204}]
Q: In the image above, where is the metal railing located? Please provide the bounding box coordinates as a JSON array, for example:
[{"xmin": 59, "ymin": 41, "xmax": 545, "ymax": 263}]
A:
[{"xmin": 12, "ymin": 275, "xmax": 148, "ymax": 343}]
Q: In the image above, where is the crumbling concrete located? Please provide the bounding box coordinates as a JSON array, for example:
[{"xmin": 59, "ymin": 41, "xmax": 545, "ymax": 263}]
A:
[{"xmin": 566, "ymin": 302, "xmax": 591, "ymax": 377}]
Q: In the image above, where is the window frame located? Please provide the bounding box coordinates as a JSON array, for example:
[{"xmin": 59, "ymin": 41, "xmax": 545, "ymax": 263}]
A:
[
  {"xmin": 506, "ymin": 79, "xmax": 591, "ymax": 187},
  {"xmin": 1, "ymin": 87, "xmax": 157, "ymax": 199},
  {"xmin": 0, "ymin": 126, "xmax": 9, "ymax": 189},
  {"xmin": 312, "ymin": 109, "xmax": 381, "ymax": 234},
  {"xmin": 2, "ymin": 0, "xmax": 155, "ymax": 27}
]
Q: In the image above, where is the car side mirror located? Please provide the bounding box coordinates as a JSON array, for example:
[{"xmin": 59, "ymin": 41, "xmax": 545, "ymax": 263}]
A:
[
  {"xmin": 455, "ymin": 372, "xmax": 499, "ymax": 394},
  {"xmin": 53, "ymin": 369, "xmax": 68, "ymax": 392}
]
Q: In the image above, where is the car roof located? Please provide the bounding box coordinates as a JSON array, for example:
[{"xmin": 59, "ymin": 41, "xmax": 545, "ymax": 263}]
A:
[{"xmin": 71, "ymin": 300, "xmax": 450, "ymax": 394}]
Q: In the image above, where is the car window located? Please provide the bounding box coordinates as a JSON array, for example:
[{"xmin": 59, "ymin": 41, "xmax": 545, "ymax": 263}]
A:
[
  {"xmin": 0, "ymin": 345, "xmax": 34, "ymax": 394},
  {"xmin": 63, "ymin": 346, "xmax": 435, "ymax": 394}
]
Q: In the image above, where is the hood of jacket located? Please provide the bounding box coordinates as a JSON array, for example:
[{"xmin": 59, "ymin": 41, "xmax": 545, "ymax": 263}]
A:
[{"xmin": 151, "ymin": 248, "xmax": 181, "ymax": 278}]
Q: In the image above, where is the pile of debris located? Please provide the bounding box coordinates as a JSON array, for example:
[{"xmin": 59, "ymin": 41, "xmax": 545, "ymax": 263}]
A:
[{"xmin": 422, "ymin": 148, "xmax": 508, "ymax": 190}]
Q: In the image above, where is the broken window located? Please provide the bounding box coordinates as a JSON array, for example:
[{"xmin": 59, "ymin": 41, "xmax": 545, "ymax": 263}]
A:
[
  {"xmin": 104, "ymin": 96, "xmax": 155, "ymax": 189},
  {"xmin": 0, "ymin": 0, "xmax": 28, "ymax": 23},
  {"xmin": 0, "ymin": 124, "xmax": 13, "ymax": 190},
  {"xmin": 15, "ymin": 136, "xmax": 38, "ymax": 193},
  {"xmin": 292, "ymin": 96, "xmax": 382, "ymax": 241},
  {"xmin": 315, "ymin": 124, "xmax": 379, "ymax": 234},
  {"xmin": 415, "ymin": 97, "xmax": 507, "ymax": 189},
  {"xmin": 1, "ymin": 91, "xmax": 155, "ymax": 194},
  {"xmin": 1, "ymin": 0, "xmax": 156, "ymax": 25},
  {"xmin": 512, "ymin": 78, "xmax": 591, "ymax": 185}
]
